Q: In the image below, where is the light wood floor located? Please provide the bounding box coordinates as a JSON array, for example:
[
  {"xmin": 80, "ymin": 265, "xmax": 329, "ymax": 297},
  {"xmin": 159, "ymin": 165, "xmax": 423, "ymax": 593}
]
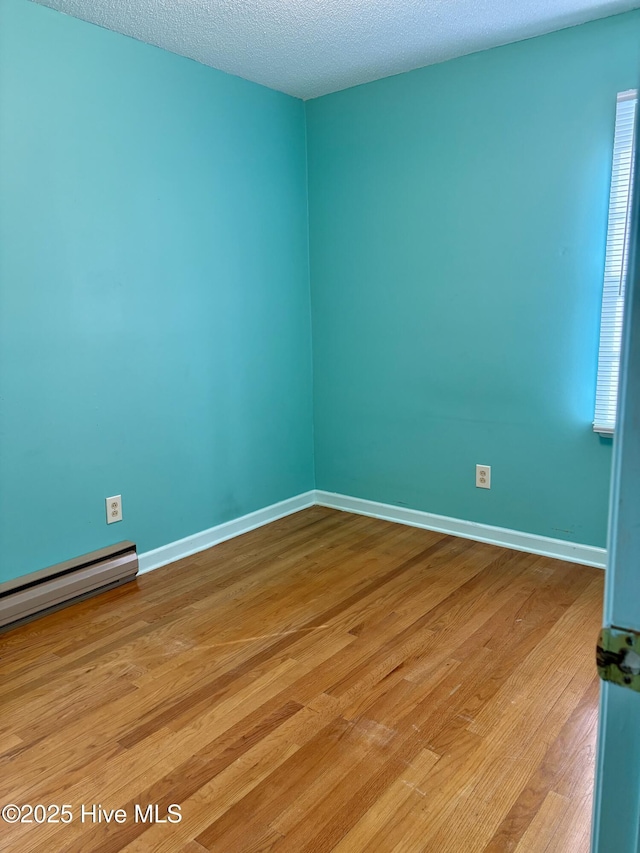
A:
[{"xmin": 0, "ymin": 507, "xmax": 603, "ymax": 852}]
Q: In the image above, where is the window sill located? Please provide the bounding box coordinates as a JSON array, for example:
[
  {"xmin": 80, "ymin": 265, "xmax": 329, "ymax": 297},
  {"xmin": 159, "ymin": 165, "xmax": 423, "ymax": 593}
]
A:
[{"xmin": 593, "ymin": 424, "xmax": 615, "ymax": 437}]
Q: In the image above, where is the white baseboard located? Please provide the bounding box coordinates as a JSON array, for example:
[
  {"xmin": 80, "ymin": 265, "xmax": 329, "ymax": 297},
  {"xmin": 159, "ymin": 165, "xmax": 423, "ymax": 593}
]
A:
[
  {"xmin": 137, "ymin": 487, "xmax": 606, "ymax": 575},
  {"xmin": 138, "ymin": 491, "xmax": 316, "ymax": 574},
  {"xmin": 315, "ymin": 490, "xmax": 607, "ymax": 569}
]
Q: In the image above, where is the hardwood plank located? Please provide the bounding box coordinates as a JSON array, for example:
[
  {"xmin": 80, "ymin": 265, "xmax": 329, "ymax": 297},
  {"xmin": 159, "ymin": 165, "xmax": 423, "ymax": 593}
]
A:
[
  {"xmin": 0, "ymin": 507, "xmax": 602, "ymax": 852},
  {"xmin": 514, "ymin": 791, "xmax": 570, "ymax": 852},
  {"xmin": 330, "ymin": 747, "xmax": 441, "ymax": 852}
]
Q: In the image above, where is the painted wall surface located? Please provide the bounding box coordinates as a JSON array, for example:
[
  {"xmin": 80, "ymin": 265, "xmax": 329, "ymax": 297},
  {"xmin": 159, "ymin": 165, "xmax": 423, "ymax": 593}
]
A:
[
  {"xmin": 306, "ymin": 11, "xmax": 640, "ymax": 548},
  {"xmin": 0, "ymin": 0, "xmax": 313, "ymax": 582}
]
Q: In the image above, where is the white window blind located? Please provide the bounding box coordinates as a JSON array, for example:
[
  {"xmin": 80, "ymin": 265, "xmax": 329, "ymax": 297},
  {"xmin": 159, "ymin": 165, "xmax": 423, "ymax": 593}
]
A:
[{"xmin": 594, "ymin": 90, "xmax": 638, "ymax": 436}]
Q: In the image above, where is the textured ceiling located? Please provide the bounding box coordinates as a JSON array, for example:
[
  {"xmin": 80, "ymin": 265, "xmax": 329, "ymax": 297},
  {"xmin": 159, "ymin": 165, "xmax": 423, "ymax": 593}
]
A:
[{"xmin": 33, "ymin": 0, "xmax": 639, "ymax": 99}]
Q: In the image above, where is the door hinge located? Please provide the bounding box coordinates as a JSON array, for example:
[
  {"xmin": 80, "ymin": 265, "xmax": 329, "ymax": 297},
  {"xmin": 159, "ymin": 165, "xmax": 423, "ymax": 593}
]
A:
[{"xmin": 597, "ymin": 626, "xmax": 640, "ymax": 692}]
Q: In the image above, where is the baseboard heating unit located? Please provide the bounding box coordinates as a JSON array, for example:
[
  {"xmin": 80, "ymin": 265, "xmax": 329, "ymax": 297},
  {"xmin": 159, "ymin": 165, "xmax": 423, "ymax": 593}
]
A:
[{"xmin": 0, "ymin": 541, "xmax": 138, "ymax": 632}]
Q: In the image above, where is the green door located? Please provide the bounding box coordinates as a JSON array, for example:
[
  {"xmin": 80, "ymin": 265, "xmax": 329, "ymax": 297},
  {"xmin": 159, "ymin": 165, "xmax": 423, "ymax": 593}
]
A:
[{"xmin": 591, "ymin": 119, "xmax": 640, "ymax": 853}]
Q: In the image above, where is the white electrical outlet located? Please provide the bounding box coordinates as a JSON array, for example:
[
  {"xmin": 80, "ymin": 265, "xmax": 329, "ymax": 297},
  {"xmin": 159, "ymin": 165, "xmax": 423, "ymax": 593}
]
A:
[
  {"xmin": 106, "ymin": 495, "xmax": 123, "ymax": 524},
  {"xmin": 476, "ymin": 465, "xmax": 491, "ymax": 489}
]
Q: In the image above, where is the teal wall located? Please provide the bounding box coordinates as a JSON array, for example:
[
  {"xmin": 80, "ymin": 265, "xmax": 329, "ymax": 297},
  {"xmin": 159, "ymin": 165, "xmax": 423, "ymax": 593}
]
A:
[
  {"xmin": 2, "ymin": 2, "xmax": 637, "ymax": 584},
  {"xmin": 306, "ymin": 11, "xmax": 640, "ymax": 548},
  {"xmin": 0, "ymin": 0, "xmax": 314, "ymax": 582}
]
